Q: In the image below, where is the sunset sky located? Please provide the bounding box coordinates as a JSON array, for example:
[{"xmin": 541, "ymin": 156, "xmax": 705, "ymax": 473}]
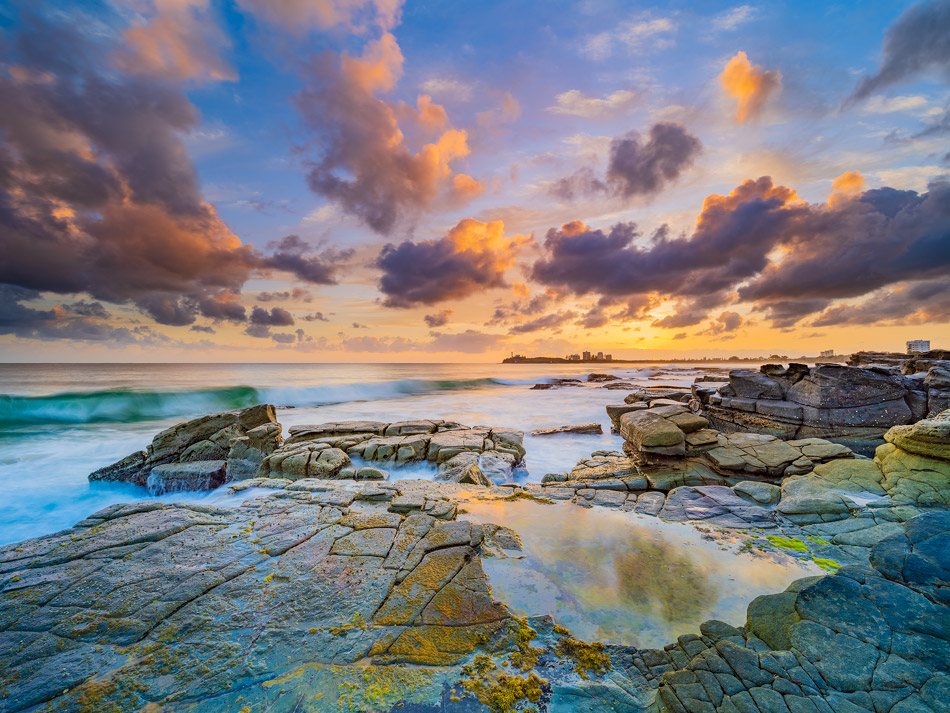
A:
[{"xmin": 1, "ymin": 0, "xmax": 948, "ymax": 362}]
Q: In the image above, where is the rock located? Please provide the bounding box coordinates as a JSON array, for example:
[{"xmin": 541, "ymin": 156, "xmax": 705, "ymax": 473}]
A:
[
  {"xmin": 356, "ymin": 466, "xmax": 389, "ymax": 480},
  {"xmin": 606, "ymin": 403, "xmax": 648, "ymax": 428},
  {"xmin": 875, "ymin": 443, "xmax": 950, "ymax": 507},
  {"xmin": 435, "ymin": 453, "xmax": 492, "ymax": 486},
  {"xmin": 655, "ymin": 513, "xmax": 950, "ymax": 713},
  {"xmin": 684, "ymin": 428, "xmax": 719, "ymax": 450},
  {"xmin": 884, "ymin": 408, "xmax": 950, "ymax": 460},
  {"xmin": 787, "ymin": 364, "xmax": 907, "ymax": 408},
  {"xmin": 88, "ymin": 450, "xmax": 147, "ymax": 486},
  {"xmin": 698, "ymin": 364, "xmax": 916, "ymax": 441},
  {"xmin": 147, "ymin": 460, "xmax": 227, "ymax": 493},
  {"xmin": 531, "ymin": 422, "xmax": 603, "ymax": 436},
  {"xmin": 587, "ymin": 373, "xmax": 619, "ymax": 382},
  {"xmin": 89, "ymin": 405, "xmax": 280, "ymax": 490},
  {"xmin": 924, "ymin": 365, "xmax": 950, "ymax": 390},
  {"xmin": 729, "ymin": 369, "xmax": 784, "ymax": 399},
  {"xmin": 624, "ymin": 387, "xmax": 691, "ymax": 404},
  {"xmin": 733, "ymin": 480, "xmax": 781, "ymax": 505},
  {"xmin": 619, "ymin": 411, "xmax": 685, "ymax": 457},
  {"xmin": 635, "ymin": 491, "xmax": 665, "ymax": 516},
  {"xmin": 659, "ymin": 485, "xmax": 777, "ymax": 528},
  {"xmin": 776, "ymin": 476, "xmax": 857, "ymax": 524},
  {"xmin": 0, "ymin": 491, "xmax": 520, "ymax": 710},
  {"xmin": 665, "ymin": 411, "xmax": 709, "ymax": 433}
]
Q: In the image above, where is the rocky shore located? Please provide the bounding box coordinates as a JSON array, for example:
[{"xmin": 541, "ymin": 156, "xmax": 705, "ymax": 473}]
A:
[{"xmin": 3, "ymin": 368, "xmax": 950, "ymax": 712}]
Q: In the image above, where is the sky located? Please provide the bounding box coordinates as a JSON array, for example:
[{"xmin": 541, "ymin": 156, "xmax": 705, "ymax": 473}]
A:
[{"xmin": 1, "ymin": 0, "xmax": 949, "ymax": 363}]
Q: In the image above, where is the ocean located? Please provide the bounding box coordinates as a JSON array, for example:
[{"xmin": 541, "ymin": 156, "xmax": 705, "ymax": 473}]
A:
[{"xmin": 0, "ymin": 362, "xmax": 733, "ymax": 545}]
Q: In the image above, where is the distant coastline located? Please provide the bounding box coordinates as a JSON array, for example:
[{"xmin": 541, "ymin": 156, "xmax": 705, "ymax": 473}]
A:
[{"xmin": 501, "ymin": 355, "xmax": 849, "ymax": 364}]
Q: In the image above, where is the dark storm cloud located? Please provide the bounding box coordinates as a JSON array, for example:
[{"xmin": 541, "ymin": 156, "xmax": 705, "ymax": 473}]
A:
[
  {"xmin": 850, "ymin": 0, "xmax": 950, "ymax": 101},
  {"xmin": 0, "ymin": 9, "xmax": 347, "ymax": 338},
  {"xmin": 250, "ymin": 306, "xmax": 295, "ymax": 326},
  {"xmin": 811, "ymin": 278, "xmax": 950, "ymax": 326},
  {"xmin": 424, "ymin": 309, "xmax": 454, "ymax": 327},
  {"xmin": 261, "ymin": 236, "xmax": 353, "ymax": 285},
  {"xmin": 257, "ymin": 288, "xmax": 314, "ymax": 303},
  {"xmin": 1, "ymin": 285, "xmax": 135, "ymax": 343},
  {"xmin": 552, "ymin": 123, "xmax": 701, "ymax": 202},
  {"xmin": 531, "ymin": 177, "xmax": 950, "ymax": 329},
  {"xmin": 376, "ymin": 219, "xmax": 525, "ymax": 307}
]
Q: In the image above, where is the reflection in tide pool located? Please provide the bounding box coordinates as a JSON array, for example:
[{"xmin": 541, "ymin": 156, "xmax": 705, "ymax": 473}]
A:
[{"xmin": 461, "ymin": 500, "xmax": 821, "ymax": 649}]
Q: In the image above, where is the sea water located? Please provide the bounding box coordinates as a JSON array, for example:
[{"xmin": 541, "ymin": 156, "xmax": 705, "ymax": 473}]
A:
[{"xmin": 0, "ymin": 362, "xmax": 731, "ymax": 545}]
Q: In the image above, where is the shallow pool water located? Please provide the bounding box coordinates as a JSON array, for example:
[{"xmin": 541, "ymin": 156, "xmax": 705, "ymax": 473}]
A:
[{"xmin": 461, "ymin": 500, "xmax": 822, "ymax": 649}]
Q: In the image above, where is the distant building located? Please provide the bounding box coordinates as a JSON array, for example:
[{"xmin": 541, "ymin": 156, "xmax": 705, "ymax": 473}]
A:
[
  {"xmin": 582, "ymin": 351, "xmax": 591, "ymax": 361},
  {"xmin": 605, "ymin": 354, "xmax": 612, "ymax": 361},
  {"xmin": 596, "ymin": 351, "xmax": 604, "ymax": 361},
  {"xmin": 907, "ymin": 340, "xmax": 930, "ymax": 354},
  {"xmin": 819, "ymin": 349, "xmax": 834, "ymax": 357}
]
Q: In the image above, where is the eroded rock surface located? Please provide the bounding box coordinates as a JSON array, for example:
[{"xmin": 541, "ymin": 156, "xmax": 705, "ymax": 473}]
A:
[
  {"xmin": 694, "ymin": 363, "xmax": 944, "ymax": 442},
  {"xmin": 89, "ymin": 404, "xmax": 280, "ymax": 492}
]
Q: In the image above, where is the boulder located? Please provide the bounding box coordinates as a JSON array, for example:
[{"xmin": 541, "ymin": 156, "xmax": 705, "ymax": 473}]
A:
[
  {"xmin": 530, "ymin": 423, "xmax": 602, "ymax": 436},
  {"xmin": 147, "ymin": 460, "xmax": 227, "ymax": 494},
  {"xmin": 733, "ymin": 480, "xmax": 781, "ymax": 505},
  {"xmin": 606, "ymin": 403, "xmax": 648, "ymax": 428},
  {"xmin": 883, "ymin": 408, "xmax": 950, "ymax": 460},
  {"xmin": 619, "ymin": 411, "xmax": 685, "ymax": 456},
  {"xmin": 786, "ymin": 364, "xmax": 906, "ymax": 408},
  {"xmin": 728, "ymin": 369, "xmax": 784, "ymax": 399},
  {"xmin": 89, "ymin": 405, "xmax": 280, "ymax": 490}
]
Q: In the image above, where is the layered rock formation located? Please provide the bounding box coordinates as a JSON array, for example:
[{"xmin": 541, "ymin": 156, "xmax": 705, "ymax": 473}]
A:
[
  {"xmin": 90, "ymin": 414, "xmax": 527, "ymax": 491},
  {"xmin": 88, "ymin": 404, "xmax": 280, "ymax": 492},
  {"xmin": 694, "ymin": 363, "xmax": 950, "ymax": 441}
]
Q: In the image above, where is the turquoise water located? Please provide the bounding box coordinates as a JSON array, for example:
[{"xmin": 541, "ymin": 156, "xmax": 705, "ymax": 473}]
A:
[{"xmin": 0, "ymin": 362, "xmax": 730, "ymax": 545}]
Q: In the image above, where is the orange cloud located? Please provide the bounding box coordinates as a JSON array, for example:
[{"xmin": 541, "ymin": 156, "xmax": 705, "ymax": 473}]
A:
[
  {"xmin": 696, "ymin": 176, "xmax": 799, "ymax": 229},
  {"xmin": 298, "ymin": 34, "xmax": 484, "ymax": 232},
  {"xmin": 117, "ymin": 0, "xmax": 236, "ymax": 82},
  {"xmin": 719, "ymin": 51, "xmax": 782, "ymax": 123},
  {"xmin": 829, "ymin": 171, "xmax": 865, "ymax": 206}
]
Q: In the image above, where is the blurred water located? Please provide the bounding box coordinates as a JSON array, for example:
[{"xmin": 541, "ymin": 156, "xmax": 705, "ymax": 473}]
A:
[{"xmin": 0, "ymin": 362, "xmax": 737, "ymax": 544}]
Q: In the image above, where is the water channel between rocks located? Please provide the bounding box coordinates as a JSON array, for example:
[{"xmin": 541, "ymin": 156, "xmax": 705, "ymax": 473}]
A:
[{"xmin": 460, "ymin": 500, "xmax": 823, "ymax": 649}]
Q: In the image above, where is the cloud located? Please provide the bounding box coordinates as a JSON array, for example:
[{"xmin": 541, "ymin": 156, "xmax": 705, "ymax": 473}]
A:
[
  {"xmin": 257, "ymin": 288, "xmax": 314, "ymax": 302},
  {"xmin": 377, "ymin": 218, "xmax": 530, "ymax": 307},
  {"xmin": 698, "ymin": 311, "xmax": 745, "ymax": 335},
  {"xmin": 0, "ymin": 9, "xmax": 344, "ymax": 336},
  {"xmin": 425, "ymin": 330, "xmax": 507, "ymax": 353},
  {"xmin": 811, "ymin": 278, "xmax": 950, "ymax": 326},
  {"xmin": 424, "ymin": 309, "xmax": 454, "ymax": 327},
  {"xmin": 294, "ymin": 33, "xmax": 484, "ymax": 234},
  {"xmin": 303, "ymin": 312, "xmax": 331, "ymax": 322},
  {"xmin": 190, "ymin": 324, "xmax": 216, "ymax": 334},
  {"xmin": 532, "ymin": 176, "xmax": 950, "ymax": 329},
  {"xmin": 508, "ymin": 310, "xmax": 578, "ymax": 334},
  {"xmin": 1, "ymin": 286, "xmax": 142, "ymax": 344},
  {"xmin": 260, "ymin": 235, "xmax": 352, "ymax": 284},
  {"xmin": 861, "ymin": 95, "xmax": 930, "ymax": 114},
  {"xmin": 552, "ymin": 123, "xmax": 701, "ymax": 201},
  {"xmin": 421, "ymin": 77, "xmax": 473, "ymax": 101},
  {"xmin": 235, "ymin": 0, "xmax": 402, "ymax": 33},
  {"xmin": 582, "ymin": 14, "xmax": 676, "ymax": 60},
  {"xmin": 720, "ymin": 51, "xmax": 782, "ymax": 123},
  {"xmin": 116, "ymin": 0, "xmax": 236, "ymax": 82},
  {"xmin": 712, "ymin": 5, "xmax": 756, "ymax": 31},
  {"xmin": 548, "ymin": 89, "xmax": 639, "ymax": 118},
  {"xmin": 250, "ymin": 306, "xmax": 295, "ymax": 326},
  {"xmin": 850, "ymin": 0, "xmax": 950, "ymax": 101}
]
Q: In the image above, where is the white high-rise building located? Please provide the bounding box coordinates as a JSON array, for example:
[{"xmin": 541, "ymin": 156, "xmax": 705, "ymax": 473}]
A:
[{"xmin": 907, "ymin": 340, "xmax": 930, "ymax": 354}]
